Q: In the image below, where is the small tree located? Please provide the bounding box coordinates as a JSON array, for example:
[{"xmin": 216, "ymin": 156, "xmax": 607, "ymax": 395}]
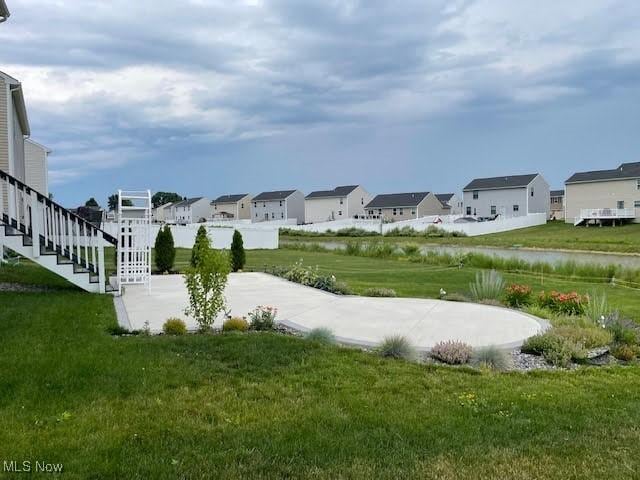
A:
[
  {"xmin": 108, "ymin": 194, "xmax": 133, "ymax": 211},
  {"xmin": 85, "ymin": 197, "xmax": 99, "ymax": 208},
  {"xmin": 154, "ymin": 226, "xmax": 175, "ymax": 273},
  {"xmin": 184, "ymin": 247, "xmax": 230, "ymax": 332},
  {"xmin": 230, "ymin": 230, "xmax": 246, "ymax": 272},
  {"xmin": 191, "ymin": 226, "xmax": 210, "ymax": 268}
]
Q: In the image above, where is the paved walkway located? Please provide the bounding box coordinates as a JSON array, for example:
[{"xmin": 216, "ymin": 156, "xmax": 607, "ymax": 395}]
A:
[{"xmin": 118, "ymin": 273, "xmax": 546, "ymax": 350}]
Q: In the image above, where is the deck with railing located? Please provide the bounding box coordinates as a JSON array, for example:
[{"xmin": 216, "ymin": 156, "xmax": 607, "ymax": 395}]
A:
[{"xmin": 574, "ymin": 208, "xmax": 637, "ymax": 226}]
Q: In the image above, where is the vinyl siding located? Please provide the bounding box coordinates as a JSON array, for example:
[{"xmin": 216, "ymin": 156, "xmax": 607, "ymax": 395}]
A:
[
  {"xmin": 0, "ymin": 79, "xmax": 8, "ymax": 175},
  {"xmin": 12, "ymin": 101, "xmax": 25, "ymax": 181},
  {"xmin": 565, "ymin": 179, "xmax": 640, "ymax": 223},
  {"xmin": 24, "ymin": 140, "xmax": 48, "ymax": 195}
]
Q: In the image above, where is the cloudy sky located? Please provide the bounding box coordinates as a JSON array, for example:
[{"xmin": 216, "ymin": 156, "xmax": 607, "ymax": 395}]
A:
[{"xmin": 2, "ymin": 0, "xmax": 640, "ymax": 206}]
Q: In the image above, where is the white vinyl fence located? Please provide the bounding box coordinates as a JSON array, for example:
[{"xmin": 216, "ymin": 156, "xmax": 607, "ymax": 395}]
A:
[
  {"xmin": 279, "ymin": 214, "xmax": 547, "ymax": 237},
  {"xmin": 103, "ymin": 223, "xmax": 279, "ymax": 249}
]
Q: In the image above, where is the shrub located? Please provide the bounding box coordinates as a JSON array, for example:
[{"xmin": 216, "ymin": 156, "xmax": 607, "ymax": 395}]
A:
[
  {"xmin": 363, "ymin": 241, "xmax": 395, "ymax": 258},
  {"xmin": 504, "ymin": 284, "xmax": 533, "ymax": 308},
  {"xmin": 335, "ymin": 227, "xmax": 379, "ymax": 237},
  {"xmin": 107, "ymin": 325, "xmax": 134, "ymax": 336},
  {"xmin": 552, "ymin": 325, "xmax": 613, "ymax": 349},
  {"xmin": 378, "ymin": 335, "xmax": 416, "ymax": 360},
  {"xmin": 270, "ymin": 260, "xmax": 350, "ymax": 295},
  {"xmin": 223, "ymin": 317, "xmax": 249, "ymax": 332},
  {"xmin": 602, "ymin": 312, "xmax": 640, "ymax": 346},
  {"xmin": 611, "ymin": 344, "xmax": 639, "ymax": 362},
  {"xmin": 522, "ymin": 332, "xmax": 585, "ymax": 367},
  {"xmin": 523, "ymin": 305, "xmax": 553, "ymax": 320},
  {"xmin": 345, "ymin": 241, "xmax": 363, "ymax": 256},
  {"xmin": 363, "ymin": 287, "xmax": 397, "ymax": 297},
  {"xmin": 230, "ymin": 230, "xmax": 246, "ymax": 272},
  {"xmin": 537, "ymin": 290, "xmax": 587, "ymax": 316},
  {"xmin": 163, "ymin": 318, "xmax": 187, "ymax": 335},
  {"xmin": 305, "ymin": 327, "xmax": 336, "ymax": 345},
  {"xmin": 184, "ymin": 246, "xmax": 230, "ymax": 332},
  {"xmin": 249, "ymin": 306, "xmax": 277, "ymax": 331},
  {"xmin": 191, "ymin": 225, "xmax": 211, "ymax": 268},
  {"xmin": 469, "ymin": 270, "xmax": 505, "ymax": 302},
  {"xmin": 154, "ymin": 226, "xmax": 175, "ymax": 273},
  {"xmin": 471, "ymin": 346, "xmax": 512, "ymax": 371},
  {"xmin": 430, "ymin": 340, "xmax": 472, "ymax": 365}
]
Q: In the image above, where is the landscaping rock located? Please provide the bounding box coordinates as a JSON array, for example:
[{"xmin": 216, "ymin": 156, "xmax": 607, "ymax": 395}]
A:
[
  {"xmin": 586, "ymin": 346, "xmax": 610, "ymax": 359},
  {"xmin": 510, "ymin": 350, "xmax": 555, "ymax": 371}
]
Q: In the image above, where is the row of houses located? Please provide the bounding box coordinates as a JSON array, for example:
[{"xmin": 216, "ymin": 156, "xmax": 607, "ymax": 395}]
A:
[{"xmin": 154, "ymin": 161, "xmax": 640, "ymax": 226}]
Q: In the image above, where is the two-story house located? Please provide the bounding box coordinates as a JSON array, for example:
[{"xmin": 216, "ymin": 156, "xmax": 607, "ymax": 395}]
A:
[
  {"xmin": 463, "ymin": 173, "xmax": 550, "ymax": 219},
  {"xmin": 173, "ymin": 197, "xmax": 211, "ymax": 224},
  {"xmin": 365, "ymin": 192, "xmax": 446, "ymax": 221},
  {"xmin": 252, "ymin": 190, "xmax": 305, "ymax": 224},
  {"xmin": 212, "ymin": 194, "xmax": 252, "ymax": 220},
  {"xmin": 304, "ymin": 185, "xmax": 372, "ymax": 223}
]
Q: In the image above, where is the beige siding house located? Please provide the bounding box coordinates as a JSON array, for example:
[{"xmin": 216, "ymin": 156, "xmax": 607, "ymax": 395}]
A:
[
  {"xmin": 304, "ymin": 185, "xmax": 372, "ymax": 223},
  {"xmin": 365, "ymin": 192, "xmax": 444, "ymax": 222},
  {"xmin": 565, "ymin": 162, "xmax": 640, "ymax": 225},
  {"xmin": 212, "ymin": 194, "xmax": 252, "ymax": 220},
  {"xmin": 24, "ymin": 138, "xmax": 50, "ymax": 196},
  {"xmin": 435, "ymin": 193, "xmax": 463, "ymax": 215},
  {"xmin": 0, "ymin": 71, "xmax": 30, "ymax": 183},
  {"xmin": 550, "ymin": 190, "xmax": 565, "ymax": 221}
]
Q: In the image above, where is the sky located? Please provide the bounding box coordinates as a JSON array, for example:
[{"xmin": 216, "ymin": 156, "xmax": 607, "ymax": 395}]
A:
[{"xmin": 1, "ymin": 0, "xmax": 640, "ymax": 207}]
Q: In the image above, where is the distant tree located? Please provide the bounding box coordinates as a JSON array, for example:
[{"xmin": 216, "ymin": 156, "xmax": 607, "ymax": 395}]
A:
[
  {"xmin": 154, "ymin": 226, "xmax": 175, "ymax": 273},
  {"xmin": 108, "ymin": 194, "xmax": 133, "ymax": 212},
  {"xmin": 152, "ymin": 192, "xmax": 183, "ymax": 209},
  {"xmin": 85, "ymin": 197, "xmax": 99, "ymax": 208},
  {"xmin": 191, "ymin": 226, "xmax": 211, "ymax": 268},
  {"xmin": 230, "ymin": 230, "xmax": 246, "ymax": 272}
]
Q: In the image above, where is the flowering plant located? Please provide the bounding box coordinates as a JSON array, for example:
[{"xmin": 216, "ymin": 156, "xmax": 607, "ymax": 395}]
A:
[
  {"xmin": 538, "ymin": 290, "xmax": 587, "ymax": 316},
  {"xmin": 505, "ymin": 284, "xmax": 533, "ymax": 307},
  {"xmin": 248, "ymin": 305, "xmax": 278, "ymax": 331}
]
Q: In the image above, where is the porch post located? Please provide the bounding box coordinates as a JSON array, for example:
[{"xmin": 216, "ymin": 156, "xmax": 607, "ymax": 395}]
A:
[{"xmin": 30, "ymin": 189, "xmax": 40, "ymax": 258}]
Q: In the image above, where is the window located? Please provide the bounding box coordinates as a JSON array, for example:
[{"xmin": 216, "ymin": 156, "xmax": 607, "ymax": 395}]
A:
[
  {"xmin": 399, "ymin": 208, "xmax": 404, "ymax": 215},
  {"xmin": 361, "ymin": 198, "xmax": 364, "ymax": 205},
  {"xmin": 393, "ymin": 208, "xmax": 397, "ymax": 216},
  {"xmin": 279, "ymin": 200, "xmax": 283, "ymax": 207},
  {"xmin": 466, "ymin": 206, "xmax": 471, "ymax": 215},
  {"xmin": 241, "ymin": 203, "xmax": 244, "ymax": 209},
  {"xmin": 635, "ymin": 201, "xmax": 640, "ymax": 208},
  {"xmin": 530, "ymin": 187, "xmax": 535, "ymax": 197},
  {"xmin": 490, "ymin": 205, "xmax": 496, "ymax": 215},
  {"xmin": 411, "ymin": 210, "xmax": 416, "ymax": 215},
  {"xmin": 263, "ymin": 203, "xmax": 266, "ymax": 208},
  {"xmin": 368, "ymin": 210, "xmax": 373, "ymax": 215},
  {"xmin": 253, "ymin": 202, "xmax": 257, "ymax": 208},
  {"xmin": 513, "ymin": 205, "xmax": 519, "ymax": 212},
  {"xmin": 637, "ymin": 179, "xmax": 640, "ymax": 190},
  {"xmin": 339, "ymin": 198, "xmax": 344, "ymax": 205},
  {"xmin": 338, "ymin": 211, "xmax": 342, "ymax": 216},
  {"xmin": 473, "ymin": 190, "xmax": 478, "ymax": 200},
  {"xmin": 617, "ymin": 201, "xmax": 625, "ymax": 209},
  {"xmin": 271, "ymin": 212, "xmax": 275, "ymax": 219},
  {"xmin": 378, "ymin": 209, "xmax": 382, "ymax": 215},
  {"xmin": 281, "ymin": 212, "xmax": 284, "ymax": 219}
]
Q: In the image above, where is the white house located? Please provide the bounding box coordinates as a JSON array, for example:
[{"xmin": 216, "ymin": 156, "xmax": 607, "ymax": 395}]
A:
[
  {"xmin": 304, "ymin": 185, "xmax": 372, "ymax": 223},
  {"xmin": 435, "ymin": 193, "xmax": 463, "ymax": 216},
  {"xmin": 24, "ymin": 138, "xmax": 50, "ymax": 196},
  {"xmin": 252, "ymin": 190, "xmax": 305, "ymax": 224},
  {"xmin": 0, "ymin": 71, "xmax": 30, "ymax": 184},
  {"xmin": 212, "ymin": 194, "xmax": 252, "ymax": 220},
  {"xmin": 152, "ymin": 202, "xmax": 174, "ymax": 223},
  {"xmin": 173, "ymin": 197, "xmax": 211, "ymax": 224},
  {"xmin": 463, "ymin": 173, "xmax": 550, "ymax": 219}
]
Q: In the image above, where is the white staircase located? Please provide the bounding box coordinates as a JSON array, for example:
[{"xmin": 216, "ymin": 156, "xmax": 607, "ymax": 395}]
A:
[{"xmin": 0, "ymin": 169, "xmax": 117, "ymax": 293}]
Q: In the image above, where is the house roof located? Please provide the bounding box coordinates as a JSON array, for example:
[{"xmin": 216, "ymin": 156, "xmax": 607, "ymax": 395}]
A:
[
  {"xmin": 550, "ymin": 190, "xmax": 565, "ymax": 197},
  {"xmin": 0, "ymin": 71, "xmax": 30, "ymax": 135},
  {"xmin": 365, "ymin": 192, "xmax": 431, "ymax": 209},
  {"xmin": 156, "ymin": 202, "xmax": 173, "ymax": 210},
  {"xmin": 463, "ymin": 174, "xmax": 538, "ymax": 191},
  {"xmin": 435, "ymin": 193, "xmax": 455, "ymax": 206},
  {"xmin": 213, "ymin": 194, "xmax": 249, "ymax": 204},
  {"xmin": 25, "ymin": 138, "xmax": 52, "ymax": 154},
  {"xmin": 0, "ymin": 0, "xmax": 9, "ymax": 21},
  {"xmin": 305, "ymin": 185, "xmax": 359, "ymax": 199},
  {"xmin": 174, "ymin": 197, "xmax": 203, "ymax": 208},
  {"xmin": 565, "ymin": 162, "xmax": 640, "ymax": 184},
  {"xmin": 253, "ymin": 190, "xmax": 297, "ymax": 201}
]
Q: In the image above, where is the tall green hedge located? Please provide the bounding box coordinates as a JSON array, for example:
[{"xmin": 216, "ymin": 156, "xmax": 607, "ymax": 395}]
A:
[
  {"xmin": 230, "ymin": 230, "xmax": 246, "ymax": 272},
  {"xmin": 154, "ymin": 226, "xmax": 175, "ymax": 273}
]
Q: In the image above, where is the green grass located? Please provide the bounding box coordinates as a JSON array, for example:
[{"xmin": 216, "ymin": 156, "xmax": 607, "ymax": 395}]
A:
[
  {"xmin": 282, "ymin": 221, "xmax": 640, "ymax": 254},
  {"xmin": 1, "ymin": 267, "xmax": 640, "ymax": 478},
  {"xmin": 246, "ymin": 248, "xmax": 640, "ymax": 321}
]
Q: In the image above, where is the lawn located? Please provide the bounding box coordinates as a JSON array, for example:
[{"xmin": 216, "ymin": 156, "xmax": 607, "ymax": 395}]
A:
[
  {"xmin": 282, "ymin": 221, "xmax": 640, "ymax": 254},
  {"xmin": 246, "ymin": 248, "xmax": 640, "ymax": 321},
  {"xmin": 1, "ymin": 265, "xmax": 640, "ymax": 478}
]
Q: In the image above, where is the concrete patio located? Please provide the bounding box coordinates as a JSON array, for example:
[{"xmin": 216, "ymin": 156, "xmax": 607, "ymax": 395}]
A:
[{"xmin": 117, "ymin": 273, "xmax": 546, "ymax": 350}]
